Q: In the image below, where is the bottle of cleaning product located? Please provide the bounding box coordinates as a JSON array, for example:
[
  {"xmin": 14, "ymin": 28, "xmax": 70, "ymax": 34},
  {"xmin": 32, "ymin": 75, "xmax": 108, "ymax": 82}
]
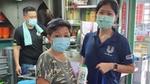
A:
[{"xmin": 77, "ymin": 64, "xmax": 88, "ymax": 84}]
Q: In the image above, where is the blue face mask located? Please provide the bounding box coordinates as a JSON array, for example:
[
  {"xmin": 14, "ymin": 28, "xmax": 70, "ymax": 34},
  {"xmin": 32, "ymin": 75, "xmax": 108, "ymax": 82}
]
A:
[
  {"xmin": 28, "ymin": 18, "xmax": 37, "ymax": 27},
  {"xmin": 96, "ymin": 15, "xmax": 114, "ymax": 29},
  {"xmin": 51, "ymin": 37, "xmax": 70, "ymax": 52}
]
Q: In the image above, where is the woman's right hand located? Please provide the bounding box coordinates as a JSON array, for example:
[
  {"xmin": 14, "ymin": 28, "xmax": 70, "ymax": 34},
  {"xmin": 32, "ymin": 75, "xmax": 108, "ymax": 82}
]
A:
[
  {"xmin": 96, "ymin": 63, "xmax": 115, "ymax": 74},
  {"xmin": 16, "ymin": 65, "xmax": 22, "ymax": 75}
]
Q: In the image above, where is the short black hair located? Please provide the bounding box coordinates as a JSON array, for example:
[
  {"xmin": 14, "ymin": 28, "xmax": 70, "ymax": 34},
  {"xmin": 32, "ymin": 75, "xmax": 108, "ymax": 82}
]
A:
[
  {"xmin": 23, "ymin": 6, "xmax": 36, "ymax": 16},
  {"xmin": 96, "ymin": 0, "xmax": 119, "ymax": 15},
  {"xmin": 46, "ymin": 18, "xmax": 71, "ymax": 35}
]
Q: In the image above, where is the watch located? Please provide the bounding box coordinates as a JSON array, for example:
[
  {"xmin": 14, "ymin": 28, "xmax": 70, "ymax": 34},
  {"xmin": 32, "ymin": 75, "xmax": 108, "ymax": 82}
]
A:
[{"xmin": 113, "ymin": 63, "xmax": 118, "ymax": 71}]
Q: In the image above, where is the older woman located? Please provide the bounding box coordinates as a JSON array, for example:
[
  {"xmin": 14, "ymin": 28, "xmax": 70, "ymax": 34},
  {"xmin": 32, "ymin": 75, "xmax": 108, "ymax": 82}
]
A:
[{"xmin": 36, "ymin": 18, "xmax": 76, "ymax": 84}]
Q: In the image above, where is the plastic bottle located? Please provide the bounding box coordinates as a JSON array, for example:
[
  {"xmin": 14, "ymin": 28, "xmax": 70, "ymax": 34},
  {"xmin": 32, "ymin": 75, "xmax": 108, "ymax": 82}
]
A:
[{"xmin": 77, "ymin": 64, "xmax": 88, "ymax": 84}]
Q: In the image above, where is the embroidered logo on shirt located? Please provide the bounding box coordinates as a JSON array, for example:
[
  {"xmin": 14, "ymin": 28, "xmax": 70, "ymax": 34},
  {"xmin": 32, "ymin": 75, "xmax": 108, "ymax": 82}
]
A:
[
  {"xmin": 126, "ymin": 54, "xmax": 133, "ymax": 60},
  {"xmin": 104, "ymin": 45, "xmax": 114, "ymax": 56}
]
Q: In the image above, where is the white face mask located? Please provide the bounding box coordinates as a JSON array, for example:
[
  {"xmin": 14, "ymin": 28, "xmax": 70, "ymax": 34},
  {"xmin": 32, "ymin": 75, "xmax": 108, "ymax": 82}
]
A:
[{"xmin": 28, "ymin": 18, "xmax": 37, "ymax": 27}]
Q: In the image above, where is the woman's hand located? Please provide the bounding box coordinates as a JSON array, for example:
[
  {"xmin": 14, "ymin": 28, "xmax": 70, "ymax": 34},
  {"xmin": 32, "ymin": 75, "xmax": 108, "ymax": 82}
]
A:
[{"xmin": 96, "ymin": 63, "xmax": 115, "ymax": 74}]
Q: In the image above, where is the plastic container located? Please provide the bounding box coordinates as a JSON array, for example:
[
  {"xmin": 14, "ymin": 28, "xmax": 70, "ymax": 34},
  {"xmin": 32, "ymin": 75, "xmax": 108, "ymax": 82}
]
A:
[
  {"xmin": 136, "ymin": 35, "xmax": 145, "ymax": 42},
  {"xmin": 77, "ymin": 64, "xmax": 88, "ymax": 84},
  {"xmin": 18, "ymin": 80, "xmax": 36, "ymax": 84},
  {"xmin": 0, "ymin": 27, "xmax": 2, "ymax": 38},
  {"xmin": 2, "ymin": 27, "xmax": 10, "ymax": 39}
]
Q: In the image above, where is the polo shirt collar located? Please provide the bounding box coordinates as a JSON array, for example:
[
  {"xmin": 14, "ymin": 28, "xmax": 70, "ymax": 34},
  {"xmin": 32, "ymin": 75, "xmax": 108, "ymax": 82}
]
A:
[{"xmin": 93, "ymin": 28, "xmax": 119, "ymax": 43}]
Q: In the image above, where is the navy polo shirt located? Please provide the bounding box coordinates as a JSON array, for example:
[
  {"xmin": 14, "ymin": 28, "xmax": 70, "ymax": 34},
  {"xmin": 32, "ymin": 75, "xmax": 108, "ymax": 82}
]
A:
[{"xmin": 80, "ymin": 30, "xmax": 133, "ymax": 84}]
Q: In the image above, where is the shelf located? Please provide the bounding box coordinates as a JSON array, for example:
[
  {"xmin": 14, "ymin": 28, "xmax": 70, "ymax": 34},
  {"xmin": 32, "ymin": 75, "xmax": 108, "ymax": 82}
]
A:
[
  {"xmin": 18, "ymin": 73, "xmax": 36, "ymax": 80},
  {"xmin": 135, "ymin": 41, "xmax": 150, "ymax": 43},
  {"xmin": 0, "ymin": 38, "xmax": 13, "ymax": 48},
  {"xmin": 0, "ymin": 38, "xmax": 13, "ymax": 41},
  {"xmin": 0, "ymin": 56, "xmax": 7, "ymax": 59},
  {"xmin": 71, "ymin": 23, "xmax": 80, "ymax": 26},
  {"xmin": 0, "ymin": 20, "xmax": 9, "ymax": 26},
  {"xmin": 67, "ymin": 20, "xmax": 81, "ymax": 26},
  {"xmin": 0, "ymin": 73, "xmax": 11, "ymax": 78},
  {"xmin": 66, "ymin": 5, "xmax": 97, "ymax": 9},
  {"xmin": 18, "ymin": 75, "xmax": 35, "ymax": 80},
  {"xmin": 0, "ymin": 20, "xmax": 4, "ymax": 23},
  {"xmin": 0, "ymin": 67, "xmax": 8, "ymax": 70}
]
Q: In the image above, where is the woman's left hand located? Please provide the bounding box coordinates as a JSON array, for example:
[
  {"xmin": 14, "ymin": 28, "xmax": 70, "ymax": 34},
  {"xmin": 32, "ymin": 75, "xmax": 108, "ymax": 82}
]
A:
[{"xmin": 96, "ymin": 63, "xmax": 115, "ymax": 74}]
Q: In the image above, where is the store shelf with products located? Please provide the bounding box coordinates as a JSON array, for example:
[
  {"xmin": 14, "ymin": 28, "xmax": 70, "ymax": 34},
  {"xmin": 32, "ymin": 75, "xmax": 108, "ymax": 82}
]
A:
[
  {"xmin": 65, "ymin": 6, "xmax": 96, "ymax": 22},
  {"xmin": 0, "ymin": 12, "xmax": 15, "ymax": 84},
  {"xmin": 66, "ymin": 5, "xmax": 97, "ymax": 9},
  {"xmin": 132, "ymin": 1, "xmax": 150, "ymax": 84},
  {"xmin": 62, "ymin": 0, "xmax": 98, "ymax": 50},
  {"xmin": 0, "ymin": 11, "xmax": 14, "ymax": 42},
  {"xmin": 134, "ymin": 36, "xmax": 150, "ymax": 56},
  {"xmin": 63, "ymin": 0, "xmax": 97, "ymax": 23}
]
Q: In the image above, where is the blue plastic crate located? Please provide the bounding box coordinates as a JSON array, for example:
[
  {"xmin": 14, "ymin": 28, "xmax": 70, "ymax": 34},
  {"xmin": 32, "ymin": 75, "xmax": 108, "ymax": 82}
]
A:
[{"xmin": 18, "ymin": 80, "xmax": 36, "ymax": 84}]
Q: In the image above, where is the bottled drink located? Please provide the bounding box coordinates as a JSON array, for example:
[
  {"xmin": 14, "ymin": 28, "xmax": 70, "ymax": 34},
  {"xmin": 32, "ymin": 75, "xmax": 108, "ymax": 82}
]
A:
[{"xmin": 77, "ymin": 64, "xmax": 88, "ymax": 84}]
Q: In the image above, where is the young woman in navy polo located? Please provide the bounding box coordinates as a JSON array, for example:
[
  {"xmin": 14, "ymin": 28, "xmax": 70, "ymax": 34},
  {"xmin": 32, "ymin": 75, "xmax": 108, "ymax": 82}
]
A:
[{"xmin": 80, "ymin": 0, "xmax": 135, "ymax": 84}]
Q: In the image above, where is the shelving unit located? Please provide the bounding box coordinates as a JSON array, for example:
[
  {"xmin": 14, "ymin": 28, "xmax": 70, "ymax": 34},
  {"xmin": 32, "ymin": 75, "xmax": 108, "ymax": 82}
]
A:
[
  {"xmin": 61, "ymin": 0, "xmax": 99, "ymax": 50},
  {"xmin": 66, "ymin": 5, "xmax": 97, "ymax": 9},
  {"xmin": 63, "ymin": 0, "xmax": 98, "ymax": 22},
  {"xmin": 0, "ymin": 12, "xmax": 14, "ymax": 41},
  {"xmin": 0, "ymin": 20, "xmax": 10, "ymax": 25},
  {"xmin": 0, "ymin": 47, "xmax": 14, "ymax": 84},
  {"xmin": 0, "ymin": 56, "xmax": 11, "ymax": 84},
  {"xmin": 0, "ymin": 11, "xmax": 14, "ymax": 44},
  {"xmin": 0, "ymin": 38, "xmax": 13, "ymax": 41},
  {"xmin": 0, "ymin": 11, "xmax": 15, "ymax": 84}
]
